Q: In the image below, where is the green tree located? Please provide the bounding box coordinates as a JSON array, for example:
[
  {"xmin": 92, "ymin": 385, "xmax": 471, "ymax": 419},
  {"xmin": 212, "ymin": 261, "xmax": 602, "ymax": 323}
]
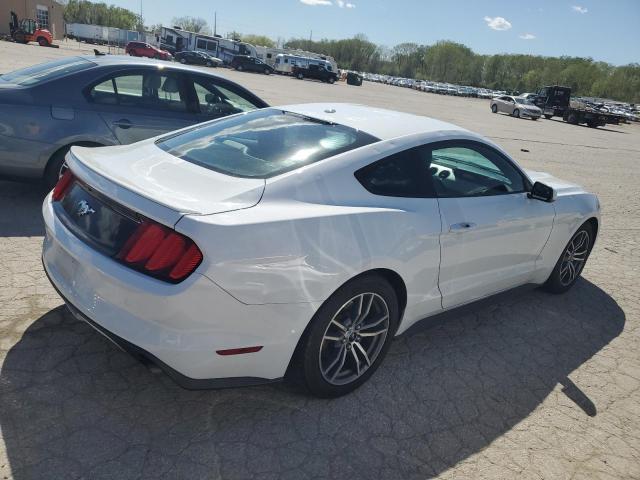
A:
[
  {"xmin": 171, "ymin": 16, "xmax": 208, "ymax": 33},
  {"xmin": 241, "ymin": 34, "xmax": 275, "ymax": 48}
]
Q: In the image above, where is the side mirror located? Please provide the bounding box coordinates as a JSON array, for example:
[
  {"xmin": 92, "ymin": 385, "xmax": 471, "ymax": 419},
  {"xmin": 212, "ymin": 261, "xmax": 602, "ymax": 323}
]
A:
[{"xmin": 528, "ymin": 181, "xmax": 556, "ymax": 202}]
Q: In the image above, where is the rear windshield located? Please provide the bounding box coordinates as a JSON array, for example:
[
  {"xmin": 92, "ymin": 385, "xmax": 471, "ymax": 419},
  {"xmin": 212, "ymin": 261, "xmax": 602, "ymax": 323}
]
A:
[
  {"xmin": 0, "ymin": 57, "xmax": 94, "ymax": 86},
  {"xmin": 156, "ymin": 108, "xmax": 379, "ymax": 178}
]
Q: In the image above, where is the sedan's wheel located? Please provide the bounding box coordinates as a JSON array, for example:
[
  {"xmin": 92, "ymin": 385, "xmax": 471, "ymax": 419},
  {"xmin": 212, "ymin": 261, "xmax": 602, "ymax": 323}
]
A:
[
  {"xmin": 299, "ymin": 274, "xmax": 398, "ymax": 397},
  {"xmin": 180, "ymin": 58, "xmax": 186, "ymax": 63},
  {"xmin": 514, "ymin": 108, "xmax": 520, "ymax": 118},
  {"xmin": 491, "ymin": 104, "xmax": 497, "ymax": 113},
  {"xmin": 237, "ymin": 65, "xmax": 243, "ymax": 71},
  {"xmin": 543, "ymin": 222, "xmax": 594, "ymax": 294}
]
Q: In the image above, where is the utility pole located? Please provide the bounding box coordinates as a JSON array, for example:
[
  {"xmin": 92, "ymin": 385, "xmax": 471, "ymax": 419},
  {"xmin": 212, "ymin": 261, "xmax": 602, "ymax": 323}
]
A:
[
  {"xmin": 309, "ymin": 30, "xmax": 312, "ymax": 42},
  {"xmin": 214, "ymin": 11, "xmax": 217, "ymax": 36}
]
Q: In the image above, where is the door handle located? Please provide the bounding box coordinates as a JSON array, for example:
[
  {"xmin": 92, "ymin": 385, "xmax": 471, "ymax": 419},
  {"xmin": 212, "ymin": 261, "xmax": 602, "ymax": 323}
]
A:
[
  {"xmin": 450, "ymin": 222, "xmax": 477, "ymax": 232},
  {"xmin": 112, "ymin": 119, "xmax": 132, "ymax": 129}
]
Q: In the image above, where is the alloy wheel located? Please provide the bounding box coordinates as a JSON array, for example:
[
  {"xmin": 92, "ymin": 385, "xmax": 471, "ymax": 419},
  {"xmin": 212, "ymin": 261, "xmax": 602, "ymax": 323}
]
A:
[
  {"xmin": 559, "ymin": 230, "xmax": 590, "ymax": 286},
  {"xmin": 319, "ymin": 293, "xmax": 390, "ymax": 386}
]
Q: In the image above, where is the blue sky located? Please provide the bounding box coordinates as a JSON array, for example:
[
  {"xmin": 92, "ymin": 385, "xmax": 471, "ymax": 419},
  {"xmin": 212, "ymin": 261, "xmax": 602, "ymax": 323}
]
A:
[{"xmin": 110, "ymin": 0, "xmax": 639, "ymax": 65}]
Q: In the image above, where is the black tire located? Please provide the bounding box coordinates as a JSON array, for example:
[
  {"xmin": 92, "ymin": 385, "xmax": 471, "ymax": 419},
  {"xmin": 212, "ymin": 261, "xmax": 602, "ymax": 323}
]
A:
[
  {"xmin": 236, "ymin": 65, "xmax": 243, "ymax": 71},
  {"xmin": 43, "ymin": 147, "xmax": 70, "ymax": 191},
  {"xmin": 491, "ymin": 104, "xmax": 498, "ymax": 113},
  {"xmin": 37, "ymin": 37, "xmax": 49, "ymax": 47},
  {"xmin": 297, "ymin": 274, "xmax": 399, "ymax": 398},
  {"xmin": 328, "ymin": 77, "xmax": 335, "ymax": 84},
  {"xmin": 544, "ymin": 114, "xmax": 553, "ymax": 119},
  {"xmin": 567, "ymin": 112, "xmax": 578, "ymax": 125},
  {"xmin": 179, "ymin": 58, "xmax": 186, "ymax": 64},
  {"xmin": 264, "ymin": 68, "xmax": 271, "ymax": 75},
  {"xmin": 206, "ymin": 61, "xmax": 213, "ymax": 67},
  {"xmin": 587, "ymin": 119, "xmax": 598, "ymax": 128},
  {"xmin": 543, "ymin": 222, "xmax": 594, "ymax": 294},
  {"xmin": 43, "ymin": 143, "xmax": 102, "ymax": 191},
  {"xmin": 514, "ymin": 108, "xmax": 520, "ymax": 118},
  {"xmin": 297, "ymin": 72, "xmax": 304, "ymax": 80},
  {"xmin": 532, "ymin": 117, "xmax": 538, "ymax": 121}
]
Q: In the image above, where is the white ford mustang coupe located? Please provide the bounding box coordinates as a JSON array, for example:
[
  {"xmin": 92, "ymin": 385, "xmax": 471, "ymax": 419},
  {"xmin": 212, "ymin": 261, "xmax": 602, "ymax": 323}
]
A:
[{"xmin": 42, "ymin": 104, "xmax": 600, "ymax": 397}]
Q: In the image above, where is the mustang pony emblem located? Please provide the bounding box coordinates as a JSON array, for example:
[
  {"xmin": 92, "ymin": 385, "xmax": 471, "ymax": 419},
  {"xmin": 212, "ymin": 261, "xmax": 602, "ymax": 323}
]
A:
[{"xmin": 76, "ymin": 199, "xmax": 96, "ymax": 217}]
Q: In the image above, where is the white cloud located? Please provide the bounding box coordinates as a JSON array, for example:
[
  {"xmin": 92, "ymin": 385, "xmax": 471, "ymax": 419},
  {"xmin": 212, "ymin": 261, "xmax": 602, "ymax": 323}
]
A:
[
  {"xmin": 572, "ymin": 5, "xmax": 588, "ymax": 13},
  {"xmin": 483, "ymin": 16, "xmax": 512, "ymax": 31},
  {"xmin": 335, "ymin": 0, "xmax": 356, "ymax": 7},
  {"xmin": 519, "ymin": 33, "xmax": 536, "ymax": 40},
  {"xmin": 300, "ymin": 0, "xmax": 332, "ymax": 5}
]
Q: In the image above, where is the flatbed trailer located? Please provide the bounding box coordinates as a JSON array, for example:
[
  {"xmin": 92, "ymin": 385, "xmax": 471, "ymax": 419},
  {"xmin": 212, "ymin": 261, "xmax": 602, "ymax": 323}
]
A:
[{"xmin": 534, "ymin": 85, "xmax": 622, "ymax": 128}]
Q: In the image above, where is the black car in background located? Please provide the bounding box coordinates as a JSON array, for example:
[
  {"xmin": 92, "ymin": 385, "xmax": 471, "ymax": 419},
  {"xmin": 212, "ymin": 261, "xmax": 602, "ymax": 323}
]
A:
[
  {"xmin": 174, "ymin": 51, "xmax": 221, "ymax": 67},
  {"xmin": 230, "ymin": 55, "xmax": 274, "ymax": 74},
  {"xmin": 293, "ymin": 63, "xmax": 339, "ymax": 84}
]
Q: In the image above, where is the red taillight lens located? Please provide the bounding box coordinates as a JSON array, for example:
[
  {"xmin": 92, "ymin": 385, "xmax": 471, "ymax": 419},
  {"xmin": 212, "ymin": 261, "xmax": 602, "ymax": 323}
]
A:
[
  {"xmin": 52, "ymin": 170, "xmax": 75, "ymax": 201},
  {"xmin": 117, "ymin": 220, "xmax": 202, "ymax": 282}
]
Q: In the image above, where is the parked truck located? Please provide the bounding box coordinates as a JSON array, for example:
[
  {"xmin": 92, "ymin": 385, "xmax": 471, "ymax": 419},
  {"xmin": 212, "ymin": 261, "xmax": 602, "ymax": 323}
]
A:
[{"xmin": 534, "ymin": 85, "xmax": 621, "ymax": 128}]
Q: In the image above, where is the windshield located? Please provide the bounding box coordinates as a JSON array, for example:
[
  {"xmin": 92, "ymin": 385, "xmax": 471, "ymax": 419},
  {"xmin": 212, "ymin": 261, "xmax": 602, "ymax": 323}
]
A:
[
  {"xmin": 157, "ymin": 109, "xmax": 379, "ymax": 178},
  {"xmin": 0, "ymin": 57, "xmax": 94, "ymax": 86},
  {"xmin": 515, "ymin": 97, "xmax": 535, "ymax": 105}
]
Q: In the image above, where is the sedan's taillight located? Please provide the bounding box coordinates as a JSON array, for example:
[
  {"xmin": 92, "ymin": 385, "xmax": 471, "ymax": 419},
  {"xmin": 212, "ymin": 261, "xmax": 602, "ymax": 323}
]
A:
[
  {"xmin": 52, "ymin": 170, "xmax": 75, "ymax": 201},
  {"xmin": 117, "ymin": 220, "xmax": 203, "ymax": 282}
]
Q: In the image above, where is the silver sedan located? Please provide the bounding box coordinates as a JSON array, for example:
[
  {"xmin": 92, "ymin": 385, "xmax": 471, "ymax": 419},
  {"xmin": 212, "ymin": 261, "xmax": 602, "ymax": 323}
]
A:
[
  {"xmin": 0, "ymin": 55, "xmax": 268, "ymax": 188},
  {"xmin": 490, "ymin": 95, "xmax": 542, "ymax": 120}
]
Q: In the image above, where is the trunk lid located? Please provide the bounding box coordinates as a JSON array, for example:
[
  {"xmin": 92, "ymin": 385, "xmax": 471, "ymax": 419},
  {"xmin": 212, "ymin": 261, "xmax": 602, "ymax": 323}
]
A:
[{"xmin": 68, "ymin": 140, "xmax": 266, "ymax": 217}]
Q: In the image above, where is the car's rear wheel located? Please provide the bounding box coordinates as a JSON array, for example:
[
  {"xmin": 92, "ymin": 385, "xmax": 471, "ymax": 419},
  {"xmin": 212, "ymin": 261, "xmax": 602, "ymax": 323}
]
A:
[
  {"xmin": 180, "ymin": 58, "xmax": 186, "ymax": 64},
  {"xmin": 544, "ymin": 114, "xmax": 553, "ymax": 119},
  {"xmin": 514, "ymin": 108, "xmax": 520, "ymax": 118},
  {"xmin": 543, "ymin": 222, "xmax": 594, "ymax": 294},
  {"xmin": 491, "ymin": 104, "xmax": 498, "ymax": 113},
  {"xmin": 297, "ymin": 72, "xmax": 304, "ymax": 80},
  {"xmin": 37, "ymin": 36, "xmax": 49, "ymax": 47},
  {"xmin": 298, "ymin": 274, "xmax": 398, "ymax": 397},
  {"xmin": 43, "ymin": 143, "xmax": 102, "ymax": 191}
]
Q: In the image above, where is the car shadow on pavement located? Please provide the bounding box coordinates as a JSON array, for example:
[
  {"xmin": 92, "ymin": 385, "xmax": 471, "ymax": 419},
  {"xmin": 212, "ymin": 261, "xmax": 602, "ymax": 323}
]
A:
[
  {"xmin": 0, "ymin": 180, "xmax": 47, "ymax": 237},
  {"xmin": 0, "ymin": 279, "xmax": 624, "ymax": 479},
  {"xmin": 546, "ymin": 117, "xmax": 628, "ymax": 134}
]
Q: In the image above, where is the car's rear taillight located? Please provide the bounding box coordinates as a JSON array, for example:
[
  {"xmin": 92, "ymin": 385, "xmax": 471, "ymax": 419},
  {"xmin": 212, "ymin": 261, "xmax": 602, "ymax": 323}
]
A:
[
  {"xmin": 117, "ymin": 220, "xmax": 203, "ymax": 282},
  {"xmin": 52, "ymin": 170, "xmax": 75, "ymax": 201}
]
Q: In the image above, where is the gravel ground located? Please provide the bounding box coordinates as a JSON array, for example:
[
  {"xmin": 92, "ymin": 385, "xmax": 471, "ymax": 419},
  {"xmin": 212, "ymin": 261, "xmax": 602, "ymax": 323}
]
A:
[{"xmin": 1, "ymin": 40, "xmax": 639, "ymax": 480}]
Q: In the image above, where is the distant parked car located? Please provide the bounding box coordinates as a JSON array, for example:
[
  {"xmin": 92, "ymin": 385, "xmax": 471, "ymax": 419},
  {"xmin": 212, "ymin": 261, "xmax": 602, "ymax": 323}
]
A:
[
  {"xmin": 230, "ymin": 55, "xmax": 274, "ymax": 74},
  {"xmin": 125, "ymin": 41, "xmax": 172, "ymax": 61},
  {"xmin": 174, "ymin": 51, "xmax": 222, "ymax": 67},
  {"xmin": 293, "ymin": 63, "xmax": 339, "ymax": 84},
  {"xmin": 0, "ymin": 55, "xmax": 268, "ymax": 188},
  {"xmin": 491, "ymin": 95, "xmax": 542, "ymax": 120}
]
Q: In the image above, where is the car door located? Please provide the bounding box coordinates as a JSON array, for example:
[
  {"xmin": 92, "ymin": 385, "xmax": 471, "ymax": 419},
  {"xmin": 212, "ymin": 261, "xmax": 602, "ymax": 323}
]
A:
[
  {"xmin": 87, "ymin": 69, "xmax": 198, "ymax": 144},
  {"xmin": 428, "ymin": 140, "xmax": 555, "ymax": 309}
]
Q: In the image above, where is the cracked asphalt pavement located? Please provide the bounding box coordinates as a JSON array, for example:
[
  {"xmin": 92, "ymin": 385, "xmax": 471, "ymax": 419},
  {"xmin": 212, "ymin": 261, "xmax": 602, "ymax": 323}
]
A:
[{"xmin": 1, "ymin": 42, "xmax": 639, "ymax": 479}]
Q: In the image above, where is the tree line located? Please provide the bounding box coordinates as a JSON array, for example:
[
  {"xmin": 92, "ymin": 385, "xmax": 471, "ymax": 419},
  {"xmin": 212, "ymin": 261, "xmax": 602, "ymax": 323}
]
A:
[
  {"xmin": 62, "ymin": 0, "xmax": 141, "ymax": 30},
  {"xmin": 285, "ymin": 37, "xmax": 640, "ymax": 103}
]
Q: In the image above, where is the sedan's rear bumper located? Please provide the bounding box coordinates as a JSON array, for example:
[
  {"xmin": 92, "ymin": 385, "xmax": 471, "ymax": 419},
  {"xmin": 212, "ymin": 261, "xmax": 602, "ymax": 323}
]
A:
[{"xmin": 42, "ymin": 194, "xmax": 318, "ymax": 387}]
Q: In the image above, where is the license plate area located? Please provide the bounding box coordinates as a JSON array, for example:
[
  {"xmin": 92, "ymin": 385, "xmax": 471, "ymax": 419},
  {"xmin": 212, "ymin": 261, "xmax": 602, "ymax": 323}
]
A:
[{"xmin": 56, "ymin": 181, "xmax": 141, "ymax": 258}]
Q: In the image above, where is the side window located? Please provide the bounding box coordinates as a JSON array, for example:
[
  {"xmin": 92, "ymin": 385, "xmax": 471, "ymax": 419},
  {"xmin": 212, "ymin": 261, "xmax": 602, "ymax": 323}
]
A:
[
  {"xmin": 192, "ymin": 77, "xmax": 261, "ymax": 118},
  {"xmin": 429, "ymin": 144, "xmax": 526, "ymax": 197},
  {"xmin": 355, "ymin": 146, "xmax": 433, "ymax": 198},
  {"xmin": 89, "ymin": 72, "xmax": 188, "ymax": 112}
]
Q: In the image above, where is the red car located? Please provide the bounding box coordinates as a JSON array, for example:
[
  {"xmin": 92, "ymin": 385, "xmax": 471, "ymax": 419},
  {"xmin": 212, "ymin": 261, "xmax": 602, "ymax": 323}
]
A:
[{"xmin": 125, "ymin": 42, "xmax": 172, "ymax": 61}]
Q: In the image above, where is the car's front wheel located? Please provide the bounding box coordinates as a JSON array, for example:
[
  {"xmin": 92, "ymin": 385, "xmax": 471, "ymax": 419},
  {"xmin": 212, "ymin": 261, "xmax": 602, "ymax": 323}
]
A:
[
  {"xmin": 514, "ymin": 108, "xmax": 520, "ymax": 118},
  {"xmin": 298, "ymin": 274, "xmax": 398, "ymax": 397},
  {"xmin": 491, "ymin": 104, "xmax": 498, "ymax": 113},
  {"xmin": 543, "ymin": 222, "xmax": 594, "ymax": 294}
]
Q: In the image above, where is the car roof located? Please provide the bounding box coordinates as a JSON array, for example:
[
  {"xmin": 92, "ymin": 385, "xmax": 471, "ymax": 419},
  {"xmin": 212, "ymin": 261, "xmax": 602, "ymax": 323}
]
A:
[
  {"xmin": 277, "ymin": 103, "xmax": 468, "ymax": 141},
  {"xmin": 74, "ymin": 55, "xmax": 222, "ymax": 75}
]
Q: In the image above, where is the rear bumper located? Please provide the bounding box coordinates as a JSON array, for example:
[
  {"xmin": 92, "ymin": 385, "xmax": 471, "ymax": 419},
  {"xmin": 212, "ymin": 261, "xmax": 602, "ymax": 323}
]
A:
[{"xmin": 42, "ymin": 194, "xmax": 318, "ymax": 387}]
